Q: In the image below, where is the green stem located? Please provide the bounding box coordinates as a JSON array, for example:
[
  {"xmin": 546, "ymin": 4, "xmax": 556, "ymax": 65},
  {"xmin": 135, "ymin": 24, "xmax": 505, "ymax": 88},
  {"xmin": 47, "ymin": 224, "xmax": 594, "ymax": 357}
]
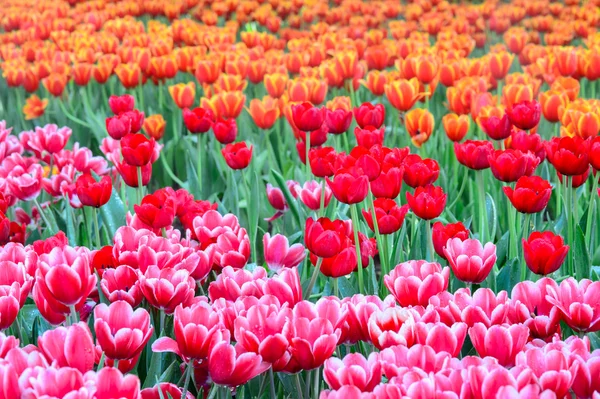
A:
[
  {"xmin": 350, "ymin": 204, "xmax": 364, "ymax": 294},
  {"xmin": 137, "ymin": 167, "xmax": 144, "ymax": 204},
  {"xmin": 586, "ymin": 176, "xmax": 599, "ymax": 249},
  {"xmin": 181, "ymin": 361, "xmax": 193, "ymax": 399},
  {"xmin": 426, "ymin": 220, "xmax": 435, "ymax": 261},
  {"xmin": 269, "ymin": 368, "xmax": 276, "ymax": 399},
  {"xmin": 69, "ymin": 305, "xmax": 78, "ymax": 324},
  {"xmin": 476, "ymin": 171, "xmax": 487, "ymax": 242},
  {"xmin": 240, "ymin": 171, "xmax": 256, "ymax": 264},
  {"xmin": 159, "ymin": 154, "xmax": 187, "ymax": 187},
  {"xmin": 304, "ymin": 370, "xmax": 311, "ymax": 399},
  {"xmin": 565, "ymin": 176, "xmax": 574, "ymax": 276},
  {"xmin": 294, "ymin": 373, "xmax": 304, "ymax": 399},
  {"xmin": 367, "ymin": 189, "xmax": 386, "ymax": 275},
  {"xmin": 33, "ymin": 198, "xmax": 56, "ymax": 235},
  {"xmin": 318, "ymin": 179, "xmax": 327, "ymax": 217},
  {"xmin": 305, "ymin": 134, "xmax": 311, "ymax": 182},
  {"xmin": 114, "ymin": 359, "xmax": 119, "ymax": 370},
  {"xmin": 304, "ymin": 257, "xmax": 323, "ymax": 300},
  {"xmin": 520, "ymin": 213, "xmax": 532, "ymax": 282},
  {"xmin": 197, "ymin": 134, "xmax": 204, "ymax": 198},
  {"xmin": 93, "ymin": 208, "xmax": 102, "ymax": 249},
  {"xmin": 313, "ymin": 366, "xmax": 320, "ymax": 399},
  {"xmin": 508, "ymin": 200, "xmax": 518, "ymax": 260},
  {"xmin": 159, "ymin": 310, "xmax": 166, "ymax": 336}
]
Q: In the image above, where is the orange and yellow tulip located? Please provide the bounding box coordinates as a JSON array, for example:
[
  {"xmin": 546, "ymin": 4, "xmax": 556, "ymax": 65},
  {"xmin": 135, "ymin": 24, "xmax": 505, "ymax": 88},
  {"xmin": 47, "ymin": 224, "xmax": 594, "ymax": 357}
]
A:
[
  {"xmin": 405, "ymin": 108, "xmax": 435, "ymax": 147},
  {"xmin": 539, "ymin": 89, "xmax": 570, "ymax": 123},
  {"xmin": 169, "ymin": 82, "xmax": 196, "ymax": 109},
  {"xmin": 143, "ymin": 114, "xmax": 167, "ymax": 140},
  {"xmin": 384, "ymin": 78, "xmax": 423, "ymax": 112},
  {"xmin": 247, "ymin": 96, "xmax": 280, "ymax": 130},
  {"xmin": 442, "ymin": 113, "xmax": 470, "ymax": 142},
  {"xmin": 22, "ymin": 94, "xmax": 48, "ymax": 120}
]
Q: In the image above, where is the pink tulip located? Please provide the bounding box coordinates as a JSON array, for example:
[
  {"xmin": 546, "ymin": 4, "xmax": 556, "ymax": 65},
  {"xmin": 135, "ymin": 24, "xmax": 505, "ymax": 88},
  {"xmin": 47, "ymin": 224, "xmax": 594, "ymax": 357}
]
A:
[
  {"xmin": 138, "ymin": 266, "xmax": 195, "ymax": 314},
  {"xmin": 5, "ymin": 164, "xmax": 43, "ymax": 201},
  {"xmin": 140, "ymin": 383, "xmax": 195, "ymax": 399},
  {"xmin": 413, "ymin": 321, "xmax": 467, "ymax": 357},
  {"xmin": 453, "ymin": 288, "xmax": 510, "ymax": 327},
  {"xmin": 94, "ymin": 300, "xmax": 153, "ymax": 361},
  {"xmin": 208, "ymin": 340, "xmax": 270, "ymax": 387},
  {"xmin": 100, "ymin": 265, "xmax": 143, "ymax": 307},
  {"xmin": 0, "ymin": 331, "xmax": 18, "ymax": 358},
  {"xmin": 192, "ymin": 209, "xmax": 243, "ymax": 248},
  {"xmin": 546, "ymin": 277, "xmax": 600, "ymax": 333},
  {"xmin": 443, "ymin": 238, "xmax": 496, "ymax": 284},
  {"xmin": 20, "ymin": 124, "xmax": 72, "ymax": 156},
  {"xmin": 509, "ymin": 278, "xmax": 560, "ymax": 340},
  {"xmin": 515, "ymin": 347, "xmax": 574, "ymax": 398},
  {"xmin": 342, "ymin": 295, "xmax": 395, "ymax": 345},
  {"xmin": 468, "ymin": 322, "xmax": 529, "ymax": 367},
  {"xmin": 32, "ymin": 282, "xmax": 67, "ymax": 325},
  {"xmin": 296, "ymin": 180, "xmax": 333, "ymax": 211},
  {"xmin": 89, "ymin": 367, "xmax": 140, "ymax": 399},
  {"xmin": 208, "ymin": 266, "xmax": 266, "ymax": 302},
  {"xmin": 260, "ymin": 267, "xmax": 303, "ymax": 306},
  {"xmin": 324, "ymin": 352, "xmax": 381, "ymax": 392},
  {"xmin": 37, "ymin": 322, "xmax": 95, "ymax": 373},
  {"xmin": 20, "ymin": 366, "xmax": 91, "ymax": 399},
  {"xmin": 265, "ymin": 183, "xmax": 288, "ymax": 221},
  {"xmin": 319, "ymin": 385, "xmax": 376, "ymax": 399},
  {"xmin": 380, "ymin": 344, "xmax": 451, "ymax": 379},
  {"xmin": 572, "ymin": 355, "xmax": 600, "ymax": 399},
  {"xmin": 263, "ymin": 233, "xmax": 306, "ymax": 272},
  {"xmin": 367, "ymin": 307, "xmax": 420, "ymax": 350},
  {"xmin": 0, "ymin": 363, "xmax": 20, "ymax": 399},
  {"xmin": 384, "ymin": 260, "xmax": 450, "ymax": 307}
]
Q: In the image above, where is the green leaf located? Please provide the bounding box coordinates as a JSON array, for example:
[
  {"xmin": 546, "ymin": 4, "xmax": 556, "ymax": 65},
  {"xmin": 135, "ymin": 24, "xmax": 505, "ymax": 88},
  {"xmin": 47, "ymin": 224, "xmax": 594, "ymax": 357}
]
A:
[
  {"xmin": 271, "ymin": 170, "xmax": 302, "ymax": 228},
  {"xmin": 496, "ymin": 258, "xmax": 520, "ymax": 294},
  {"xmin": 574, "ymin": 226, "xmax": 591, "ymax": 280},
  {"xmin": 65, "ymin": 201, "xmax": 78, "ymax": 246},
  {"xmin": 589, "ymin": 332, "xmax": 600, "ymax": 350},
  {"xmin": 485, "ymin": 193, "xmax": 497, "ymax": 241},
  {"xmin": 99, "ymin": 187, "xmax": 127, "ymax": 238},
  {"xmin": 495, "ymin": 231, "xmax": 510, "ymax": 268},
  {"xmin": 337, "ymin": 274, "xmax": 358, "ymax": 298}
]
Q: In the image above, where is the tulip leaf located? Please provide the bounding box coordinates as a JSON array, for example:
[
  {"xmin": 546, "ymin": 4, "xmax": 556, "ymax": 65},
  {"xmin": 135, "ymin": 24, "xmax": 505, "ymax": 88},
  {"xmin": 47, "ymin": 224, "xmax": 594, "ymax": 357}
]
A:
[
  {"xmin": 589, "ymin": 332, "xmax": 600, "ymax": 351},
  {"xmin": 65, "ymin": 200, "xmax": 78, "ymax": 246},
  {"xmin": 485, "ymin": 193, "xmax": 497, "ymax": 241},
  {"xmin": 271, "ymin": 170, "xmax": 302, "ymax": 228},
  {"xmin": 20, "ymin": 304, "xmax": 51, "ymax": 343},
  {"xmin": 185, "ymin": 151, "xmax": 201, "ymax": 198},
  {"xmin": 574, "ymin": 226, "xmax": 591, "ymax": 280},
  {"xmin": 99, "ymin": 187, "xmax": 127, "ymax": 238},
  {"xmin": 495, "ymin": 231, "xmax": 510, "ymax": 268},
  {"xmin": 496, "ymin": 258, "xmax": 520, "ymax": 293},
  {"xmin": 337, "ymin": 274, "xmax": 358, "ymax": 298}
]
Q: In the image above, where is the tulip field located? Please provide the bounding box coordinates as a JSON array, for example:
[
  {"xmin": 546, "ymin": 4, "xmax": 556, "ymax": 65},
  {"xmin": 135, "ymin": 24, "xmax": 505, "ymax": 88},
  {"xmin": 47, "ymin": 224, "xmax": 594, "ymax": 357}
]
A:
[{"xmin": 3, "ymin": 0, "xmax": 600, "ymax": 397}]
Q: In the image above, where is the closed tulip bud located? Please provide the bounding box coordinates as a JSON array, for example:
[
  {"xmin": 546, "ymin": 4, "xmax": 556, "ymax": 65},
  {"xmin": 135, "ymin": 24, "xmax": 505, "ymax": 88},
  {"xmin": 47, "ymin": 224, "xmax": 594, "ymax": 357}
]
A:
[
  {"xmin": 296, "ymin": 180, "xmax": 332, "ymax": 211},
  {"xmin": 479, "ymin": 112, "xmax": 512, "ymax": 141},
  {"xmin": 120, "ymin": 133, "xmax": 156, "ymax": 167},
  {"xmin": 354, "ymin": 103, "xmax": 385, "ymax": 129},
  {"xmin": 454, "ymin": 140, "xmax": 494, "ymax": 170},
  {"xmin": 134, "ymin": 192, "xmax": 176, "ymax": 229},
  {"xmin": 384, "ymin": 260, "xmax": 450, "ymax": 307},
  {"xmin": 545, "ymin": 136, "xmax": 590, "ymax": 176},
  {"xmin": 360, "ymin": 70, "xmax": 388, "ymax": 96},
  {"xmin": 442, "ymin": 113, "xmax": 470, "ymax": 142},
  {"xmin": 432, "ymin": 221, "xmax": 470, "ymax": 260},
  {"xmin": 115, "ymin": 161, "xmax": 152, "ymax": 188},
  {"xmin": 42, "ymin": 73, "xmax": 68, "ymax": 97},
  {"xmin": 539, "ymin": 89, "xmax": 569, "ymax": 123},
  {"xmin": 489, "ymin": 51, "xmax": 515, "ymax": 80},
  {"xmin": 195, "ymin": 59, "xmax": 220, "ymax": 85},
  {"xmin": 105, "ymin": 115, "xmax": 130, "ymax": 140},
  {"xmin": 75, "ymin": 173, "xmax": 112, "ymax": 208},
  {"xmin": 523, "ymin": 231, "xmax": 569, "ymax": 275},
  {"xmin": 108, "ymin": 94, "xmax": 135, "ymax": 115},
  {"xmin": 405, "ymin": 108, "xmax": 434, "ymax": 147},
  {"xmin": 115, "ymin": 63, "xmax": 141, "ymax": 89},
  {"xmin": 326, "ymin": 169, "xmax": 369, "ymax": 204},
  {"xmin": 264, "ymin": 73, "xmax": 289, "ymax": 99},
  {"xmin": 362, "ymin": 198, "xmax": 409, "ymax": 235},
  {"xmin": 488, "ymin": 149, "xmax": 540, "ymax": 182},
  {"xmin": 247, "ymin": 96, "xmax": 280, "ymax": 130},
  {"xmin": 212, "ymin": 117, "xmax": 238, "ymax": 144},
  {"xmin": 323, "ymin": 353, "xmax": 382, "ymax": 393},
  {"xmin": 183, "ymin": 107, "xmax": 215, "ymax": 134},
  {"xmin": 215, "ymin": 91, "xmax": 246, "ymax": 119},
  {"xmin": 100, "ymin": 265, "xmax": 142, "ymax": 306},
  {"xmin": 444, "ymin": 238, "xmax": 497, "ymax": 284},
  {"xmin": 221, "ymin": 142, "xmax": 252, "ymax": 170},
  {"xmin": 402, "ymin": 154, "xmax": 440, "ymax": 188},
  {"xmin": 354, "ymin": 126, "xmax": 385, "ymax": 149},
  {"xmin": 503, "ymin": 175, "xmax": 552, "ymax": 214},
  {"xmin": 554, "ymin": 46, "xmax": 578, "ymax": 77},
  {"xmin": 506, "ymin": 100, "xmax": 541, "ymax": 130},
  {"xmin": 325, "ymin": 108, "xmax": 353, "ymax": 134},
  {"xmin": 291, "ymin": 102, "xmax": 325, "ymax": 132},
  {"xmin": 370, "ymin": 165, "xmax": 403, "ymax": 199},
  {"xmin": 143, "ymin": 114, "xmax": 166, "ymax": 140},
  {"xmin": 168, "ymin": 82, "xmax": 196, "ymax": 109},
  {"xmin": 406, "ymin": 184, "xmax": 447, "ymax": 220}
]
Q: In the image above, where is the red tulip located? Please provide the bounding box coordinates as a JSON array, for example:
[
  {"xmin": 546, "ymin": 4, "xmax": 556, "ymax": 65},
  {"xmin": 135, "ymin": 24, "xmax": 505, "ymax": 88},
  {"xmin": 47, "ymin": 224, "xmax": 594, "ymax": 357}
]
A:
[
  {"xmin": 212, "ymin": 117, "xmax": 237, "ymax": 144},
  {"xmin": 304, "ymin": 217, "xmax": 350, "ymax": 259},
  {"xmin": 522, "ymin": 231, "xmax": 569, "ymax": 275},
  {"xmin": 37, "ymin": 322, "xmax": 95, "ymax": 373},
  {"xmin": 546, "ymin": 278, "xmax": 600, "ymax": 332},
  {"xmin": 109, "ymin": 94, "xmax": 135, "ymax": 114},
  {"xmin": 94, "ymin": 300, "xmax": 153, "ymax": 360},
  {"xmin": 454, "ymin": 140, "xmax": 494, "ymax": 170},
  {"xmin": 443, "ymin": 238, "xmax": 497, "ymax": 284},
  {"xmin": 354, "ymin": 103, "xmax": 385, "ymax": 129},
  {"xmin": 183, "ymin": 107, "xmax": 215, "ymax": 134},
  {"xmin": 291, "ymin": 102, "xmax": 325, "ymax": 131},
  {"xmin": 75, "ymin": 173, "xmax": 112, "ymax": 208},
  {"xmin": 362, "ymin": 198, "xmax": 408, "ymax": 235},
  {"xmin": 506, "ymin": 100, "xmax": 541, "ymax": 130},
  {"xmin": 431, "ymin": 222, "xmax": 469, "ymax": 260},
  {"xmin": 488, "ymin": 149, "xmax": 539, "ymax": 182},
  {"xmin": 370, "ymin": 164, "xmax": 403, "ymax": 200},
  {"xmin": 208, "ymin": 339, "xmax": 270, "ymax": 387},
  {"xmin": 402, "ymin": 154, "xmax": 440, "ymax": 188},
  {"xmin": 503, "ymin": 175, "xmax": 552, "ymax": 213},
  {"xmin": 589, "ymin": 136, "xmax": 600, "ymax": 170},
  {"xmin": 545, "ymin": 136, "xmax": 590, "ymax": 176},
  {"xmin": 480, "ymin": 114, "xmax": 512, "ymax": 141},
  {"xmin": 139, "ymin": 266, "xmax": 195, "ymax": 314},
  {"xmin": 323, "ymin": 352, "xmax": 382, "ymax": 392},
  {"xmin": 326, "ymin": 168, "xmax": 369, "ymax": 204},
  {"xmin": 153, "ymin": 301, "xmax": 224, "ymax": 360},
  {"xmin": 325, "ymin": 108, "xmax": 353, "ymax": 134},
  {"xmin": 263, "ymin": 233, "xmax": 306, "ymax": 272},
  {"xmin": 469, "ymin": 322, "xmax": 529, "ymax": 366},
  {"xmin": 222, "ymin": 142, "xmax": 252, "ymax": 170},
  {"xmin": 405, "ymin": 184, "xmax": 447, "ymax": 220},
  {"xmin": 505, "ymin": 129, "xmax": 546, "ymax": 161},
  {"xmin": 384, "ymin": 260, "xmax": 450, "ymax": 307},
  {"xmin": 120, "ymin": 133, "xmax": 156, "ymax": 167},
  {"xmin": 106, "ymin": 110, "xmax": 145, "ymax": 139},
  {"xmin": 354, "ymin": 126, "xmax": 385, "ymax": 148},
  {"xmin": 134, "ymin": 192, "xmax": 176, "ymax": 229},
  {"xmin": 308, "ymin": 147, "xmax": 337, "ymax": 177}
]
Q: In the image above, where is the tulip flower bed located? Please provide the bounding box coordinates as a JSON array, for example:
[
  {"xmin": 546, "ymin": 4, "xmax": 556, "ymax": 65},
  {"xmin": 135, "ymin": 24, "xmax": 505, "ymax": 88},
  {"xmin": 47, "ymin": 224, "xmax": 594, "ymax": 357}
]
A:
[{"xmin": 3, "ymin": 0, "xmax": 600, "ymax": 398}]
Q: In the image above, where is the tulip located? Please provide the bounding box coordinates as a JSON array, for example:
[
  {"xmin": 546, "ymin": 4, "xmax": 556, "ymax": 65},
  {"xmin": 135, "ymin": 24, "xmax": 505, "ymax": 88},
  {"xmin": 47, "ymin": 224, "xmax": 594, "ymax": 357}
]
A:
[
  {"xmin": 75, "ymin": 173, "xmax": 112, "ymax": 208},
  {"xmin": 0, "ymin": 363, "xmax": 19, "ymax": 399},
  {"xmin": 362, "ymin": 198, "xmax": 408, "ymax": 235},
  {"xmin": 100, "ymin": 265, "xmax": 142, "ymax": 306},
  {"xmin": 442, "ymin": 113, "xmax": 469, "ymax": 142},
  {"xmin": 264, "ymin": 73, "xmax": 288, "ymax": 98},
  {"xmin": 139, "ymin": 266, "xmax": 196, "ymax": 314},
  {"xmin": 402, "ymin": 154, "xmax": 439, "ymax": 188},
  {"xmin": 522, "ymin": 231, "xmax": 569, "ymax": 275},
  {"xmin": 22, "ymin": 94, "xmax": 49, "ymax": 121},
  {"xmin": 354, "ymin": 126, "xmax": 385, "ymax": 149},
  {"xmin": 431, "ymin": 221, "xmax": 469, "ymax": 260},
  {"xmin": 361, "ymin": 70, "xmax": 388, "ymax": 97},
  {"xmin": 546, "ymin": 278, "xmax": 600, "ymax": 332},
  {"xmin": 169, "ymin": 82, "xmax": 196, "ymax": 109},
  {"xmin": 324, "ymin": 108, "xmax": 353, "ymax": 134},
  {"xmin": 263, "ymin": 233, "xmax": 306, "ymax": 272},
  {"xmin": 326, "ymin": 169, "xmax": 369, "ymax": 204},
  {"xmin": 506, "ymin": 100, "xmax": 541, "ymax": 131},
  {"xmin": 210, "ymin": 117, "xmax": 237, "ymax": 145},
  {"xmin": 505, "ymin": 129, "xmax": 546, "ymax": 161},
  {"xmin": 468, "ymin": 322, "xmax": 529, "ymax": 367},
  {"xmin": 195, "ymin": 60, "xmax": 220, "ymax": 85},
  {"xmin": 539, "ymin": 89, "xmax": 570, "ymax": 123},
  {"xmin": 120, "ymin": 133, "xmax": 156, "ymax": 167},
  {"xmin": 354, "ymin": 103, "xmax": 385, "ymax": 129},
  {"xmin": 115, "ymin": 161, "xmax": 152, "ymax": 188},
  {"xmin": 454, "ymin": 140, "xmax": 494, "ymax": 170},
  {"xmin": 384, "ymin": 260, "xmax": 450, "ymax": 307},
  {"xmin": 370, "ymin": 164, "xmax": 402, "ymax": 199},
  {"xmin": 503, "ymin": 175, "xmax": 552, "ymax": 213},
  {"xmin": 304, "ymin": 217, "xmax": 351, "ymax": 259},
  {"xmin": 43, "ymin": 73, "xmax": 68, "ymax": 97},
  {"xmin": 323, "ymin": 353, "xmax": 382, "ymax": 392},
  {"xmin": 479, "ymin": 113, "xmax": 512, "ymax": 141},
  {"xmin": 405, "ymin": 184, "xmax": 447, "ymax": 220},
  {"xmin": 367, "ymin": 307, "xmax": 419, "ymax": 350},
  {"xmin": 291, "ymin": 102, "xmax": 325, "ymax": 132},
  {"xmin": 22, "ymin": 366, "xmax": 90, "ymax": 398},
  {"xmin": 115, "ymin": 63, "xmax": 141, "ymax": 89},
  {"xmin": 405, "ymin": 108, "xmax": 434, "ymax": 147},
  {"xmin": 509, "ymin": 279, "xmax": 560, "ymax": 340},
  {"xmin": 384, "ymin": 78, "xmax": 423, "ymax": 112},
  {"xmin": 109, "ymin": 94, "xmax": 135, "ymax": 114},
  {"xmin": 143, "ymin": 114, "xmax": 166, "ymax": 140},
  {"xmin": 208, "ymin": 339, "xmax": 270, "ymax": 387},
  {"xmin": 545, "ymin": 136, "xmax": 590, "ymax": 176},
  {"xmin": 141, "ymin": 383, "xmax": 194, "ymax": 399},
  {"xmin": 221, "ymin": 142, "xmax": 252, "ymax": 170},
  {"xmin": 182, "ymin": 107, "xmax": 215, "ymax": 134},
  {"xmin": 443, "ymin": 238, "xmax": 497, "ymax": 284},
  {"xmin": 489, "ymin": 51, "xmax": 514, "ymax": 80},
  {"xmin": 92, "ymin": 367, "xmax": 141, "ymax": 399},
  {"xmin": 248, "ymin": 97, "xmax": 280, "ymax": 130},
  {"xmin": 572, "ymin": 356, "xmax": 600, "ymax": 399},
  {"xmin": 5, "ymin": 164, "xmax": 43, "ymax": 201},
  {"xmin": 134, "ymin": 192, "xmax": 176, "ymax": 229},
  {"xmin": 308, "ymin": 147, "xmax": 337, "ymax": 177},
  {"xmin": 488, "ymin": 149, "xmax": 539, "ymax": 182},
  {"xmin": 37, "ymin": 322, "xmax": 95, "ymax": 373},
  {"xmin": 296, "ymin": 180, "xmax": 333, "ymax": 210}
]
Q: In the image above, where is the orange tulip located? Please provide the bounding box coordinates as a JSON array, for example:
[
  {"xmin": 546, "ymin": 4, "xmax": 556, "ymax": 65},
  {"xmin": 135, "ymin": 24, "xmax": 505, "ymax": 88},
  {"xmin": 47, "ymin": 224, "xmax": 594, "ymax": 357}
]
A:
[
  {"xmin": 195, "ymin": 59, "xmax": 221, "ymax": 85},
  {"xmin": 169, "ymin": 82, "xmax": 196, "ymax": 109},
  {"xmin": 384, "ymin": 78, "xmax": 423, "ymax": 112},
  {"xmin": 114, "ymin": 63, "xmax": 141, "ymax": 89},
  {"xmin": 214, "ymin": 74, "xmax": 247, "ymax": 94},
  {"xmin": 215, "ymin": 91, "xmax": 246, "ymax": 119},
  {"xmin": 2, "ymin": 65, "xmax": 24, "ymax": 87},
  {"xmin": 287, "ymin": 79, "xmax": 311, "ymax": 103},
  {"xmin": 23, "ymin": 68, "xmax": 39, "ymax": 93},
  {"xmin": 503, "ymin": 28, "xmax": 529, "ymax": 54},
  {"xmin": 93, "ymin": 62, "xmax": 113, "ymax": 84},
  {"xmin": 320, "ymin": 61, "xmax": 344, "ymax": 89},
  {"xmin": 360, "ymin": 70, "xmax": 388, "ymax": 96},
  {"xmin": 551, "ymin": 76, "xmax": 580, "ymax": 101},
  {"xmin": 22, "ymin": 94, "xmax": 48, "ymax": 120},
  {"xmin": 248, "ymin": 60, "xmax": 268, "ymax": 85},
  {"xmin": 560, "ymin": 101, "xmax": 600, "ymax": 139},
  {"xmin": 405, "ymin": 108, "xmax": 434, "ymax": 147},
  {"xmin": 225, "ymin": 56, "xmax": 249, "ymax": 78},
  {"xmin": 502, "ymin": 83, "xmax": 534, "ymax": 108},
  {"xmin": 489, "ymin": 51, "xmax": 515, "ymax": 80},
  {"xmin": 554, "ymin": 47, "xmax": 577, "ymax": 77},
  {"xmin": 334, "ymin": 51, "xmax": 359, "ymax": 80},
  {"xmin": 247, "ymin": 96, "xmax": 280, "ymax": 130},
  {"xmin": 42, "ymin": 73, "xmax": 68, "ymax": 97},
  {"xmin": 413, "ymin": 54, "xmax": 439, "ymax": 85},
  {"xmin": 442, "ymin": 113, "xmax": 470, "ymax": 142},
  {"xmin": 72, "ymin": 63, "xmax": 93, "ymax": 86},
  {"xmin": 264, "ymin": 73, "xmax": 289, "ymax": 99},
  {"xmin": 285, "ymin": 52, "xmax": 308, "ymax": 74},
  {"xmin": 200, "ymin": 96, "xmax": 221, "ymax": 119},
  {"xmin": 439, "ymin": 60, "xmax": 466, "ymax": 87},
  {"xmin": 143, "ymin": 114, "xmax": 167, "ymax": 140},
  {"xmin": 326, "ymin": 96, "xmax": 351, "ymax": 112},
  {"xmin": 364, "ymin": 45, "xmax": 390, "ymax": 71},
  {"xmin": 539, "ymin": 89, "xmax": 569, "ymax": 123}
]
